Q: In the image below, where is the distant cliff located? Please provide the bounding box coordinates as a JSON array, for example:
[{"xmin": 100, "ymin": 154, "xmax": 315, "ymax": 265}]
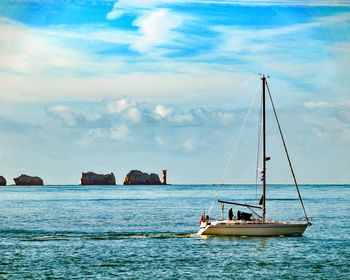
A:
[
  {"xmin": 123, "ymin": 170, "xmax": 161, "ymax": 185},
  {"xmin": 14, "ymin": 174, "xmax": 44, "ymax": 186},
  {"xmin": 81, "ymin": 172, "xmax": 116, "ymax": 185},
  {"xmin": 0, "ymin": 176, "xmax": 6, "ymax": 186}
]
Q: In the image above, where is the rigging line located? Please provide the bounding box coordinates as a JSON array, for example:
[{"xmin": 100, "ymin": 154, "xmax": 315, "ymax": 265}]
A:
[
  {"xmin": 265, "ymin": 81, "xmax": 309, "ymax": 222},
  {"xmin": 219, "ymin": 85, "xmax": 260, "ymax": 185},
  {"xmin": 247, "ymin": 206, "xmax": 262, "ymax": 218},
  {"xmin": 208, "ymin": 190, "xmax": 218, "ymax": 217},
  {"xmin": 255, "ymin": 90, "xmax": 263, "ymax": 199},
  {"xmin": 208, "ymin": 84, "xmax": 259, "ymax": 217}
]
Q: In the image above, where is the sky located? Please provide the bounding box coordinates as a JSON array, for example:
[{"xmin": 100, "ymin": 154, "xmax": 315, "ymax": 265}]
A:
[{"xmin": 0, "ymin": 0, "xmax": 349, "ymax": 185}]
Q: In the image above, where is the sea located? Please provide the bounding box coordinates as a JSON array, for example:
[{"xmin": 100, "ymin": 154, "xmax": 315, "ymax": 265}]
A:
[{"xmin": 0, "ymin": 184, "xmax": 349, "ymax": 279}]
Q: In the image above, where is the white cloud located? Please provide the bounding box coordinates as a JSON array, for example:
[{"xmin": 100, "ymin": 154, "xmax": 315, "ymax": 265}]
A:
[
  {"xmin": 154, "ymin": 104, "xmax": 173, "ymax": 118},
  {"xmin": 105, "ymin": 1, "xmax": 190, "ymax": 53},
  {"xmin": 106, "ymin": 100, "xmax": 141, "ymax": 122},
  {"xmin": 126, "ymin": 107, "xmax": 141, "ymax": 122},
  {"xmin": 106, "ymin": 4, "xmax": 124, "ymax": 20},
  {"xmin": 216, "ymin": 112, "xmax": 235, "ymax": 125},
  {"xmin": 107, "ymin": 99, "xmax": 131, "ymax": 114},
  {"xmin": 50, "ymin": 105, "xmax": 77, "ymax": 127},
  {"xmin": 132, "ymin": 9, "xmax": 185, "ymax": 52},
  {"xmin": 110, "ymin": 124, "xmax": 130, "ymax": 140}
]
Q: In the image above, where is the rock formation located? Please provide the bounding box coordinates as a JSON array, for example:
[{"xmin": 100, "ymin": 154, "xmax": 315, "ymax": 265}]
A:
[
  {"xmin": 123, "ymin": 170, "xmax": 161, "ymax": 185},
  {"xmin": 0, "ymin": 176, "xmax": 6, "ymax": 186},
  {"xmin": 14, "ymin": 174, "xmax": 44, "ymax": 186},
  {"xmin": 81, "ymin": 172, "xmax": 116, "ymax": 185}
]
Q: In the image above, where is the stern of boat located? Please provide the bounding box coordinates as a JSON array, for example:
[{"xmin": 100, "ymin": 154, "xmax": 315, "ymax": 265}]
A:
[{"xmin": 197, "ymin": 221, "xmax": 209, "ymax": 235}]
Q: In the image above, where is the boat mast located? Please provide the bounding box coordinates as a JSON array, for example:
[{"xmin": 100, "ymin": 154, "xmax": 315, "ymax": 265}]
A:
[{"xmin": 262, "ymin": 75, "xmax": 267, "ymax": 223}]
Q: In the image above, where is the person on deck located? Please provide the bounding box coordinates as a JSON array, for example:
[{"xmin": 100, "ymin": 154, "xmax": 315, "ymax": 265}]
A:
[
  {"xmin": 228, "ymin": 208, "xmax": 233, "ymax": 220},
  {"xmin": 199, "ymin": 211, "xmax": 207, "ymax": 224}
]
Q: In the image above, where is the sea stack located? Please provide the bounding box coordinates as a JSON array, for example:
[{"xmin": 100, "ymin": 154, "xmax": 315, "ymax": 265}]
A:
[
  {"xmin": 123, "ymin": 170, "xmax": 161, "ymax": 185},
  {"xmin": 0, "ymin": 176, "xmax": 6, "ymax": 186},
  {"xmin": 81, "ymin": 172, "xmax": 116, "ymax": 185},
  {"xmin": 14, "ymin": 174, "xmax": 44, "ymax": 186}
]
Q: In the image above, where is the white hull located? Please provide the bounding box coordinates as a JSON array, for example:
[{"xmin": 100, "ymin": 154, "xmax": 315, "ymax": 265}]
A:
[{"xmin": 198, "ymin": 220, "xmax": 309, "ymax": 237}]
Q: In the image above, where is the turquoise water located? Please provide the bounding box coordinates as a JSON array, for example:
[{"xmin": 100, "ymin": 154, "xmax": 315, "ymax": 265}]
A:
[{"xmin": 0, "ymin": 184, "xmax": 349, "ymax": 279}]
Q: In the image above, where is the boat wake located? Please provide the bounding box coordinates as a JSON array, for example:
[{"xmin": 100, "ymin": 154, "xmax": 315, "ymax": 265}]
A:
[
  {"xmin": 82, "ymin": 232, "xmax": 195, "ymax": 240},
  {"xmin": 0, "ymin": 229, "xmax": 196, "ymax": 241}
]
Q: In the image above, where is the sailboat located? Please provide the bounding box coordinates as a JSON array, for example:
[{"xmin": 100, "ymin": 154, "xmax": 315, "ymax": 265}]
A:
[{"xmin": 198, "ymin": 75, "xmax": 311, "ymax": 237}]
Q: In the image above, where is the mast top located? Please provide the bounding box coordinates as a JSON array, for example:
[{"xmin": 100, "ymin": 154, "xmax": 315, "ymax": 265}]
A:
[{"xmin": 258, "ymin": 73, "xmax": 270, "ymax": 79}]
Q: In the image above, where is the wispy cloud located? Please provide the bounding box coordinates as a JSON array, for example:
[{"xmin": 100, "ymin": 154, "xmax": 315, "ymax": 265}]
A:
[
  {"xmin": 1, "ymin": 10, "xmax": 349, "ymax": 103},
  {"xmin": 106, "ymin": 0, "xmax": 350, "ymax": 12},
  {"xmin": 0, "ymin": 18, "xmax": 88, "ymax": 75},
  {"xmin": 302, "ymin": 99, "xmax": 350, "ymax": 144},
  {"xmin": 198, "ymin": 0, "xmax": 350, "ymax": 7},
  {"xmin": 304, "ymin": 100, "xmax": 350, "ymax": 109},
  {"xmin": 0, "ymin": 17, "xmax": 253, "ymax": 102},
  {"xmin": 106, "ymin": 0, "xmax": 188, "ymax": 20},
  {"xmin": 214, "ymin": 12, "xmax": 350, "ymax": 57}
]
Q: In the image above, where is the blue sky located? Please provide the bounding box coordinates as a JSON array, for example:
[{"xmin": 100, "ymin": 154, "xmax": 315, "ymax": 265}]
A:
[{"xmin": 0, "ymin": 0, "xmax": 349, "ymax": 184}]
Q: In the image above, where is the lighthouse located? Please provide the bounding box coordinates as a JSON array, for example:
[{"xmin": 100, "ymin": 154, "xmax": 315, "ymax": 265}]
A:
[{"xmin": 162, "ymin": 170, "xmax": 167, "ymax": 185}]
